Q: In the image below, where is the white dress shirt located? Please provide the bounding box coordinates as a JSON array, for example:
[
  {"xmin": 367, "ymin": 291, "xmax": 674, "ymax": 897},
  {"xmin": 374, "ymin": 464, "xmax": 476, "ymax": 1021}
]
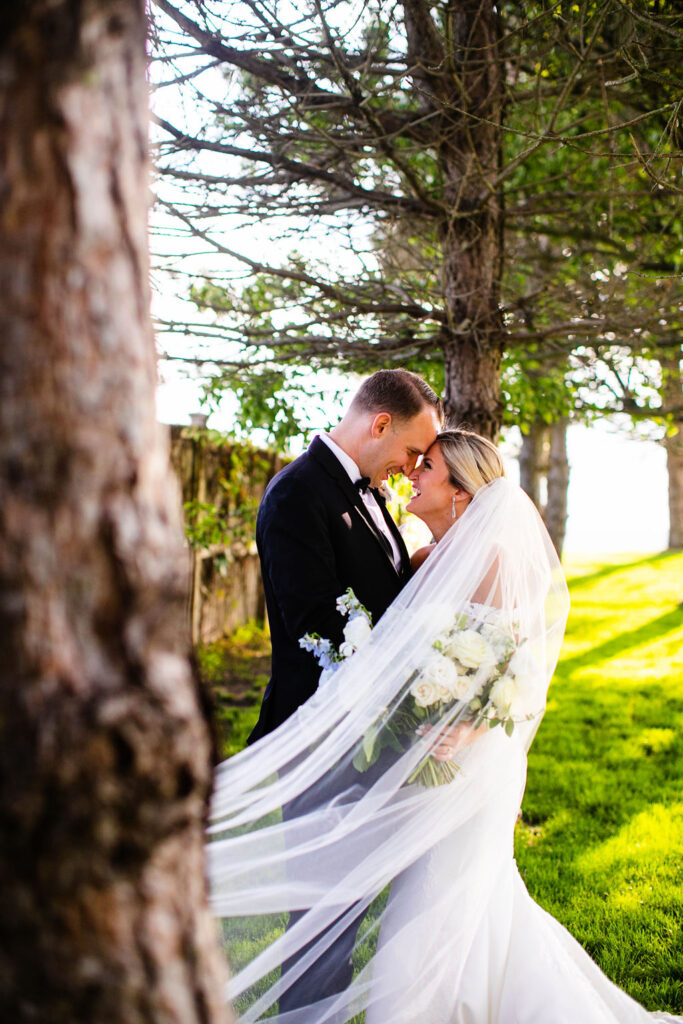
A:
[{"xmin": 318, "ymin": 433, "xmax": 402, "ymax": 569}]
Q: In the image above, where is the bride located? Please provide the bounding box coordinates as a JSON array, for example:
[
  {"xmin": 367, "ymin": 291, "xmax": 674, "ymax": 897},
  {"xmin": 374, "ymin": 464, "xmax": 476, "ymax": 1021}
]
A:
[{"xmin": 208, "ymin": 429, "xmax": 680, "ymax": 1024}]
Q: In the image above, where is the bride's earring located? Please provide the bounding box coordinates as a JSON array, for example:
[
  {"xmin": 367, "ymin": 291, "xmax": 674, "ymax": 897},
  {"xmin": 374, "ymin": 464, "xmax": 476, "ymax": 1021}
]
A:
[{"xmin": 451, "ymin": 494, "xmax": 456, "ymax": 519}]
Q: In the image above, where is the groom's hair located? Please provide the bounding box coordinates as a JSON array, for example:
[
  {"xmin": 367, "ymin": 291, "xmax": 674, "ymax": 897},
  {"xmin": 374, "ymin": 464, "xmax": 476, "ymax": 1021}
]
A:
[{"xmin": 350, "ymin": 369, "xmax": 443, "ymax": 423}]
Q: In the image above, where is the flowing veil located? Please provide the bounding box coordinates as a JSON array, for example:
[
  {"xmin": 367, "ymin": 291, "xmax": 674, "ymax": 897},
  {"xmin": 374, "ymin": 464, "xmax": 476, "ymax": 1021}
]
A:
[{"xmin": 207, "ymin": 479, "xmax": 570, "ymax": 1022}]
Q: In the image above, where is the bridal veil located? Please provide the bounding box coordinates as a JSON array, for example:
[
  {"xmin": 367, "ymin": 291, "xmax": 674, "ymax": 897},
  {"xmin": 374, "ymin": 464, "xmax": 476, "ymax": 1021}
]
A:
[{"xmin": 207, "ymin": 478, "xmax": 569, "ymax": 1022}]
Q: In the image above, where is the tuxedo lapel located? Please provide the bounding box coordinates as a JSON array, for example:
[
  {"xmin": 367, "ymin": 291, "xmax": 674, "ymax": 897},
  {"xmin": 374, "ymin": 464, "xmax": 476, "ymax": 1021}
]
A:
[
  {"xmin": 341, "ymin": 482, "xmax": 403, "ymax": 577},
  {"xmin": 374, "ymin": 489, "xmax": 411, "ymax": 578},
  {"xmin": 308, "ymin": 437, "xmax": 401, "ymax": 575}
]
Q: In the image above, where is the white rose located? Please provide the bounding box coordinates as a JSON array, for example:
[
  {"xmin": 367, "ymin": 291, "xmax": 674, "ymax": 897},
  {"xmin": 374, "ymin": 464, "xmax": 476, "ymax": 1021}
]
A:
[
  {"xmin": 445, "ymin": 629, "xmax": 494, "ymax": 669},
  {"xmin": 339, "ymin": 640, "xmax": 357, "ymax": 659},
  {"xmin": 420, "ymin": 652, "xmax": 460, "ymax": 692},
  {"xmin": 490, "ymin": 674, "xmax": 522, "ymax": 717},
  {"xmin": 343, "ymin": 614, "xmax": 372, "ymax": 648},
  {"xmin": 410, "ymin": 678, "xmax": 440, "ymax": 708},
  {"xmin": 449, "ymin": 671, "xmax": 480, "ymax": 702}
]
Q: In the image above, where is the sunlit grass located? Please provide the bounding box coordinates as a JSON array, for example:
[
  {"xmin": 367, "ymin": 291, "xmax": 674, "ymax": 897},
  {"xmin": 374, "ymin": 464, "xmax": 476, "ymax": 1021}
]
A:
[{"xmin": 516, "ymin": 550, "xmax": 683, "ymax": 1013}]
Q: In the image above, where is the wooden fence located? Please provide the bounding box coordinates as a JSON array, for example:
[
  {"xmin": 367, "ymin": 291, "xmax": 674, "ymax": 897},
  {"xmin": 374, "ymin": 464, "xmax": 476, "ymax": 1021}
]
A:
[{"xmin": 169, "ymin": 425, "xmax": 287, "ymax": 644}]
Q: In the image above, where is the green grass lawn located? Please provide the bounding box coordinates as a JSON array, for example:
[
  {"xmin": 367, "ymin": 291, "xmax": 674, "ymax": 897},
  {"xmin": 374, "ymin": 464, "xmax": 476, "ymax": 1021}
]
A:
[
  {"xmin": 201, "ymin": 552, "xmax": 683, "ymax": 1015},
  {"xmin": 516, "ymin": 551, "xmax": 683, "ymax": 1013}
]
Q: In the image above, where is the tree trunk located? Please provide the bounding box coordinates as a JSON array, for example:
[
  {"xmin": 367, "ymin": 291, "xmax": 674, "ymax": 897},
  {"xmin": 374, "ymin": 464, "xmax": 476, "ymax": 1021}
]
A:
[
  {"xmin": 403, "ymin": 0, "xmax": 505, "ymax": 438},
  {"xmin": 518, "ymin": 420, "xmax": 569, "ymax": 557},
  {"xmin": 545, "ymin": 419, "xmax": 570, "ymax": 558},
  {"xmin": 666, "ymin": 438, "xmax": 683, "ymax": 549},
  {"xmin": 440, "ymin": 0, "xmax": 505, "ymax": 438},
  {"xmin": 0, "ymin": 3, "xmax": 230, "ymax": 1021},
  {"xmin": 442, "ymin": 338, "xmax": 503, "ymax": 437},
  {"xmin": 518, "ymin": 421, "xmax": 549, "ymax": 510},
  {"xmin": 661, "ymin": 351, "xmax": 683, "ymax": 549}
]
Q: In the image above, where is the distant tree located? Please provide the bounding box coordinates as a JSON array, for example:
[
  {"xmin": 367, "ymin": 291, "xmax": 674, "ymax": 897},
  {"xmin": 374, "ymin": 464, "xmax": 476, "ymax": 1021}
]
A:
[
  {"xmin": 503, "ymin": 351, "xmax": 576, "ymax": 555},
  {"xmin": 0, "ymin": 2, "xmax": 230, "ymax": 1020}
]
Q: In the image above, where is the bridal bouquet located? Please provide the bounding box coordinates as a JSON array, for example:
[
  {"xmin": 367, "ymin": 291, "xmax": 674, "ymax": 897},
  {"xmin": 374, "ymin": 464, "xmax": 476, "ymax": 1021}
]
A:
[{"xmin": 300, "ymin": 592, "xmax": 532, "ymax": 787}]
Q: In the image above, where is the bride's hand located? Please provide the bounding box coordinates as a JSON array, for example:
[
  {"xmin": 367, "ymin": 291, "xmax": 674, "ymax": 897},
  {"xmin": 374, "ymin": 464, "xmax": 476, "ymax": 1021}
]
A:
[{"xmin": 417, "ymin": 721, "xmax": 483, "ymax": 761}]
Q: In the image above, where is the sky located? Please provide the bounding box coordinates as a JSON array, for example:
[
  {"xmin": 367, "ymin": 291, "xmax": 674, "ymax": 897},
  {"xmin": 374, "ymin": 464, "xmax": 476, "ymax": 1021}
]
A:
[{"xmin": 156, "ymin": 374, "xmax": 670, "ymax": 556}]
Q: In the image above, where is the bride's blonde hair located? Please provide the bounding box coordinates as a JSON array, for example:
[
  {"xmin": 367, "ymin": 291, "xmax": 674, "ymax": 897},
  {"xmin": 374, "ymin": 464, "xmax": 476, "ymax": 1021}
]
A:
[{"xmin": 437, "ymin": 428, "xmax": 505, "ymax": 495}]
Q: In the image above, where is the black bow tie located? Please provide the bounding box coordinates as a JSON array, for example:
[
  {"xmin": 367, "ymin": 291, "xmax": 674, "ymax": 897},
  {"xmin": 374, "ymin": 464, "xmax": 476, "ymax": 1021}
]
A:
[{"xmin": 355, "ymin": 476, "xmax": 371, "ymax": 493}]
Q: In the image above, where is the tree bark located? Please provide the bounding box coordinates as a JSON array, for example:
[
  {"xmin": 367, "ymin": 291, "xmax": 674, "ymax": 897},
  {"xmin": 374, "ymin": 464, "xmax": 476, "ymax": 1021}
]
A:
[
  {"xmin": 661, "ymin": 352, "xmax": 683, "ymax": 550},
  {"xmin": 666, "ymin": 439, "xmax": 683, "ymax": 549},
  {"xmin": 545, "ymin": 419, "xmax": 570, "ymax": 558},
  {"xmin": 443, "ymin": 338, "xmax": 503, "ymax": 437},
  {"xmin": 404, "ymin": 0, "xmax": 505, "ymax": 438},
  {"xmin": 0, "ymin": 3, "xmax": 230, "ymax": 1021},
  {"xmin": 518, "ymin": 420, "xmax": 569, "ymax": 557},
  {"xmin": 518, "ymin": 421, "xmax": 549, "ymax": 511},
  {"xmin": 441, "ymin": 0, "xmax": 505, "ymax": 437}
]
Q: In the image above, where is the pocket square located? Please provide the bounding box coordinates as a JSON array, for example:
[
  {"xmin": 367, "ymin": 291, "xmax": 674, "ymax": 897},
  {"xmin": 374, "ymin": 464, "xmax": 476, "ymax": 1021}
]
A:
[{"xmin": 342, "ymin": 511, "xmax": 352, "ymax": 530}]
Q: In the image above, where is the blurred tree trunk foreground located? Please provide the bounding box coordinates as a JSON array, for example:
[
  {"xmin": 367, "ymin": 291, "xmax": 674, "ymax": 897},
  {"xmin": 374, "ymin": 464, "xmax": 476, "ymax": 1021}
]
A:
[{"xmin": 0, "ymin": 2, "xmax": 230, "ymax": 1021}]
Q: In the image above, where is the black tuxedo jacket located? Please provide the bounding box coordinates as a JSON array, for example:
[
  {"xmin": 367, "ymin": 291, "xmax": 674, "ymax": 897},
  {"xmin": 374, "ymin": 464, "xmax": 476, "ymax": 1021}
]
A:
[{"xmin": 248, "ymin": 436, "xmax": 411, "ymax": 743}]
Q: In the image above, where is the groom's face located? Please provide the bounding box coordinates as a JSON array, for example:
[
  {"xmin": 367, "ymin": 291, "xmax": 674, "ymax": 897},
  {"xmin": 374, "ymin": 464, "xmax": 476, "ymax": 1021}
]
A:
[{"xmin": 361, "ymin": 406, "xmax": 440, "ymax": 486}]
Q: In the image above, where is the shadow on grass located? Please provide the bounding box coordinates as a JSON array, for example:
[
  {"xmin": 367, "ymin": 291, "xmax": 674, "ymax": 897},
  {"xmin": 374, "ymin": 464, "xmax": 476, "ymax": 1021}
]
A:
[
  {"xmin": 557, "ymin": 607, "xmax": 683, "ymax": 677},
  {"xmin": 565, "ymin": 550, "xmax": 676, "ymax": 590}
]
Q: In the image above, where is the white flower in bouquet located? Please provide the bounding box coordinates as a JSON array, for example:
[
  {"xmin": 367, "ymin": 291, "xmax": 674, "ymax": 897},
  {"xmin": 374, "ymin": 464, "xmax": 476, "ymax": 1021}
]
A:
[
  {"xmin": 343, "ymin": 614, "xmax": 372, "ymax": 650},
  {"xmin": 480, "ymin": 622, "xmax": 514, "ymax": 661},
  {"xmin": 483, "ymin": 608, "xmax": 510, "ymax": 631},
  {"xmin": 490, "ymin": 673, "xmax": 523, "ymax": 717},
  {"xmin": 445, "ymin": 629, "xmax": 495, "ymax": 669},
  {"xmin": 420, "ymin": 652, "xmax": 460, "ymax": 692},
  {"xmin": 410, "ymin": 678, "xmax": 441, "ymax": 708},
  {"xmin": 507, "ymin": 647, "xmax": 529, "ymax": 677},
  {"xmin": 448, "ymin": 670, "xmax": 481, "ymax": 702}
]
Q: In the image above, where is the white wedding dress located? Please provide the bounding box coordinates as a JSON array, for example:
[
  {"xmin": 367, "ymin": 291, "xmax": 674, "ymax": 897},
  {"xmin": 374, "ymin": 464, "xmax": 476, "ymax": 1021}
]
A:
[
  {"xmin": 208, "ymin": 481, "xmax": 681, "ymax": 1024},
  {"xmin": 366, "ymin": 729, "xmax": 681, "ymax": 1024}
]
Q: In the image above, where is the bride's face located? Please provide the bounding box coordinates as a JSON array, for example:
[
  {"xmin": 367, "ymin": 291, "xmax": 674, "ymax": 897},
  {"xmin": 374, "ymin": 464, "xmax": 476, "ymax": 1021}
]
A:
[{"xmin": 406, "ymin": 442, "xmax": 453, "ymax": 520}]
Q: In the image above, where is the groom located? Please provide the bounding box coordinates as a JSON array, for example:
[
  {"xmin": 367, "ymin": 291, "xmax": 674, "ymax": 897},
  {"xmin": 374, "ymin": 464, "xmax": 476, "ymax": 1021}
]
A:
[
  {"xmin": 249, "ymin": 368, "xmax": 442, "ymax": 743},
  {"xmin": 249, "ymin": 368, "xmax": 442, "ymax": 1011}
]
